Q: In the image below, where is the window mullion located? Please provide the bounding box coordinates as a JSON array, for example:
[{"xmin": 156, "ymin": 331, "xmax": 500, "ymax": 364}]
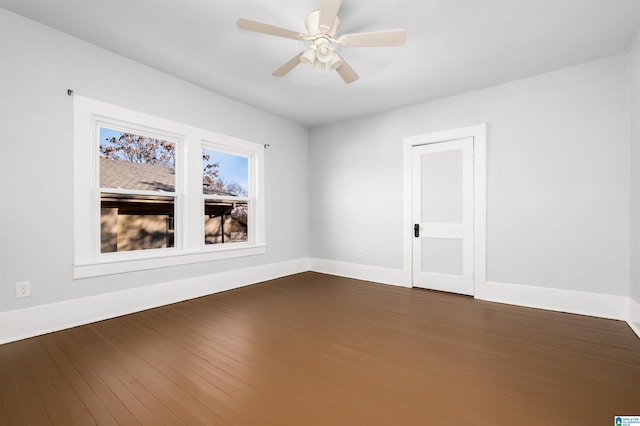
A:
[{"xmin": 183, "ymin": 133, "xmax": 207, "ymax": 252}]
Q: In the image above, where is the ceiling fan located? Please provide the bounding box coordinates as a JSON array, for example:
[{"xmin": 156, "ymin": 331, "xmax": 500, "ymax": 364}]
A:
[{"xmin": 237, "ymin": 0, "xmax": 407, "ymax": 84}]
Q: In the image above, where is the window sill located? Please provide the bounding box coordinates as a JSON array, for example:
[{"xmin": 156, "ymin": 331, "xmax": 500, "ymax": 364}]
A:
[{"xmin": 73, "ymin": 244, "xmax": 267, "ymax": 279}]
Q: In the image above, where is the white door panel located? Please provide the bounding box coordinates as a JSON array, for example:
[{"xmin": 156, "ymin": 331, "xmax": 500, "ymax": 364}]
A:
[{"xmin": 412, "ymin": 138, "xmax": 474, "ymax": 295}]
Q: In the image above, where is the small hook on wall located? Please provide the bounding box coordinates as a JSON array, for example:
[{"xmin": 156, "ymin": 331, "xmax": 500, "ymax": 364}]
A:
[{"xmin": 67, "ymin": 89, "xmax": 74, "ymax": 96}]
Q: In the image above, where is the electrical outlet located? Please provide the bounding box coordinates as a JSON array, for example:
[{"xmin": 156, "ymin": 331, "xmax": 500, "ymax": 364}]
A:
[
  {"xmin": 16, "ymin": 281, "xmax": 30, "ymax": 298},
  {"xmin": 357, "ymin": 250, "xmax": 364, "ymax": 260}
]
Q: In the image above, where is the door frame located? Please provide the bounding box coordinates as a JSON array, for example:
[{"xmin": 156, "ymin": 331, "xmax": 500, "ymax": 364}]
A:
[{"xmin": 402, "ymin": 124, "xmax": 487, "ymax": 299}]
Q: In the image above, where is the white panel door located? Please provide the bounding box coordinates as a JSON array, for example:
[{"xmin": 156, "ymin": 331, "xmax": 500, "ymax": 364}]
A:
[{"xmin": 412, "ymin": 138, "xmax": 474, "ymax": 295}]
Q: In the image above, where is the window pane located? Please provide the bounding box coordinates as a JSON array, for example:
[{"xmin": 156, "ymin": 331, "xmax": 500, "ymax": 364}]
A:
[
  {"xmin": 100, "ymin": 127, "xmax": 175, "ymax": 192},
  {"xmin": 101, "ymin": 193, "xmax": 175, "ymax": 253},
  {"xmin": 202, "ymin": 149, "xmax": 248, "ymax": 197},
  {"xmin": 204, "ymin": 200, "xmax": 248, "ymax": 244}
]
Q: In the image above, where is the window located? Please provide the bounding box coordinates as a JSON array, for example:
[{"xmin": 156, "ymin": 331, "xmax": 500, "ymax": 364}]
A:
[
  {"xmin": 99, "ymin": 127, "xmax": 177, "ymax": 253},
  {"xmin": 73, "ymin": 96, "xmax": 265, "ymax": 278},
  {"xmin": 202, "ymin": 148, "xmax": 250, "ymax": 245}
]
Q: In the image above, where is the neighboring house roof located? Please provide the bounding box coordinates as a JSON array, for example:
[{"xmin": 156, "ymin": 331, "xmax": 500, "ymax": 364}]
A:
[
  {"xmin": 99, "ymin": 157, "xmax": 231, "ymax": 195},
  {"xmin": 100, "ymin": 157, "xmax": 175, "ymax": 192}
]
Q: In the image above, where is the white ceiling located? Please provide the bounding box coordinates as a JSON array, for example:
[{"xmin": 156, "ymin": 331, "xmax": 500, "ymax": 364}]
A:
[{"xmin": 2, "ymin": 0, "xmax": 640, "ymax": 127}]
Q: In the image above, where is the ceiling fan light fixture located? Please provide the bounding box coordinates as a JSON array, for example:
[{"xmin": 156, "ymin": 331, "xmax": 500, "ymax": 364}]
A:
[
  {"xmin": 302, "ymin": 37, "xmax": 340, "ymax": 72},
  {"xmin": 313, "ymin": 60, "xmax": 325, "ymax": 72},
  {"xmin": 300, "ymin": 45, "xmax": 317, "ymax": 67},
  {"xmin": 327, "ymin": 51, "xmax": 342, "ymax": 70},
  {"xmin": 315, "ymin": 37, "xmax": 333, "ymax": 63}
]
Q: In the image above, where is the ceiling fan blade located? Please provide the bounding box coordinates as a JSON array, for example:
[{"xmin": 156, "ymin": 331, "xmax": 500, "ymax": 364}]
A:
[
  {"xmin": 237, "ymin": 18, "xmax": 305, "ymax": 41},
  {"xmin": 272, "ymin": 52, "xmax": 303, "ymax": 77},
  {"xmin": 335, "ymin": 55, "xmax": 359, "ymax": 84},
  {"xmin": 338, "ymin": 29, "xmax": 407, "ymax": 47},
  {"xmin": 318, "ymin": 0, "xmax": 342, "ymax": 34}
]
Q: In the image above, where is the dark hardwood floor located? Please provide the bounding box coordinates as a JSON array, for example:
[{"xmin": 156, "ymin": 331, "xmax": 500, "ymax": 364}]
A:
[{"xmin": 1, "ymin": 271, "xmax": 639, "ymax": 425}]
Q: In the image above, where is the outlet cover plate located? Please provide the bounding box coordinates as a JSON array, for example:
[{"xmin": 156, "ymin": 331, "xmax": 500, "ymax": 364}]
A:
[{"xmin": 16, "ymin": 281, "xmax": 31, "ymax": 298}]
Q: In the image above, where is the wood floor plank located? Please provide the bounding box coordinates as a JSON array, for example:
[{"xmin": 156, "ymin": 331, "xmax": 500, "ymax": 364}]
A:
[
  {"xmin": 0, "ymin": 345, "xmax": 29, "ymax": 425},
  {"xmin": 56, "ymin": 328, "xmax": 144, "ymax": 425},
  {"xmin": 95, "ymin": 318, "xmax": 242, "ymax": 424},
  {"xmin": 87, "ymin": 320, "xmax": 228, "ymax": 425},
  {"xmin": 1, "ymin": 339, "xmax": 53, "ymax": 424},
  {"xmin": 124, "ymin": 302, "xmax": 305, "ymax": 424},
  {"xmin": 1, "ymin": 271, "xmax": 639, "ymax": 424},
  {"xmin": 23, "ymin": 338, "xmax": 98, "ymax": 425},
  {"xmin": 40, "ymin": 334, "xmax": 119, "ymax": 425}
]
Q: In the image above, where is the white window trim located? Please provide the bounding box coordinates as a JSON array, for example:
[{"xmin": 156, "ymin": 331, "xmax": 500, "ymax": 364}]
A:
[{"xmin": 73, "ymin": 96, "xmax": 266, "ymax": 279}]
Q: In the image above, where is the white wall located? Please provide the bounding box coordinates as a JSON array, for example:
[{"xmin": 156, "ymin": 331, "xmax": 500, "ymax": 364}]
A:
[
  {"xmin": 630, "ymin": 32, "xmax": 640, "ymax": 307},
  {"xmin": 310, "ymin": 55, "xmax": 630, "ymax": 296},
  {"xmin": 0, "ymin": 10, "xmax": 309, "ymax": 312}
]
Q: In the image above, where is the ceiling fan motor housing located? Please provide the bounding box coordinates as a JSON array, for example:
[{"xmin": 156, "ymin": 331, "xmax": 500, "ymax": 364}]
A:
[{"xmin": 306, "ymin": 10, "xmax": 339, "ymax": 37}]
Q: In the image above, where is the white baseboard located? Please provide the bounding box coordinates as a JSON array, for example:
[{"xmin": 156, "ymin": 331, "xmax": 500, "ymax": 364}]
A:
[
  {"xmin": 309, "ymin": 258, "xmax": 408, "ymax": 288},
  {"xmin": 484, "ymin": 280, "xmax": 627, "ymax": 321},
  {"xmin": 3, "ymin": 258, "xmax": 639, "ymax": 345},
  {"xmin": 0, "ymin": 258, "xmax": 310, "ymax": 345},
  {"xmin": 627, "ymin": 297, "xmax": 640, "ymax": 339}
]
